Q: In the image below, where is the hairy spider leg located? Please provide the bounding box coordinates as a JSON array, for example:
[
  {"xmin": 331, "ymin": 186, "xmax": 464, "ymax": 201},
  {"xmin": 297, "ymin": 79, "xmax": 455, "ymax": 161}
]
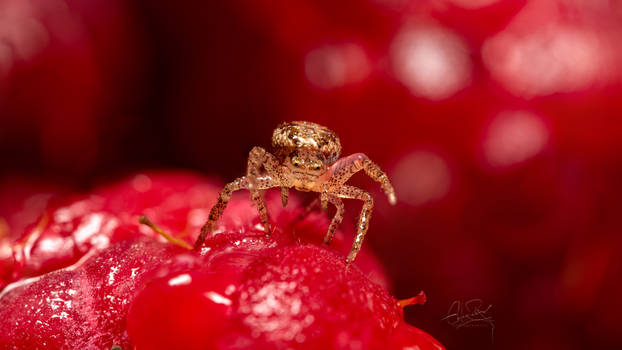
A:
[
  {"xmin": 332, "ymin": 185, "xmax": 374, "ymax": 264},
  {"xmin": 194, "ymin": 174, "xmax": 281, "ymax": 249},
  {"xmin": 326, "ymin": 153, "xmax": 397, "ymax": 205},
  {"xmin": 321, "ymin": 153, "xmax": 396, "ymax": 263},
  {"xmin": 280, "ymin": 187, "xmax": 289, "ymax": 207},
  {"xmin": 323, "ymin": 194, "xmax": 344, "ymax": 245},
  {"xmin": 247, "ymin": 146, "xmax": 288, "ymax": 234}
]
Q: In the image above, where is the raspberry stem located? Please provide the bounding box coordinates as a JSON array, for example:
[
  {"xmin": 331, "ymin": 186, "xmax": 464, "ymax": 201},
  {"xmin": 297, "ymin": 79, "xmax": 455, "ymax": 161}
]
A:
[
  {"xmin": 397, "ymin": 291, "xmax": 427, "ymax": 309},
  {"xmin": 139, "ymin": 215, "xmax": 193, "ymax": 250}
]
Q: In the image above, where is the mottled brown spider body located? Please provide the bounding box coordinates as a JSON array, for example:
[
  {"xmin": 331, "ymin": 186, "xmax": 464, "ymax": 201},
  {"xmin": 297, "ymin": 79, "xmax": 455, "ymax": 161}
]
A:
[{"xmin": 195, "ymin": 121, "xmax": 396, "ymax": 264}]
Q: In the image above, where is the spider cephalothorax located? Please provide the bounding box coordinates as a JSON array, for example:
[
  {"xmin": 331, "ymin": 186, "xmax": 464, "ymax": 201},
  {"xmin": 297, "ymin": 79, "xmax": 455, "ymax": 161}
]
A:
[{"xmin": 195, "ymin": 121, "xmax": 396, "ymax": 264}]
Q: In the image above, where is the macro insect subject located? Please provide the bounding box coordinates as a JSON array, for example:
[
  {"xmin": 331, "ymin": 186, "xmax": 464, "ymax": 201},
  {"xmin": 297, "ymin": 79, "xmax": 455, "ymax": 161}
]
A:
[{"xmin": 194, "ymin": 121, "xmax": 397, "ymax": 263}]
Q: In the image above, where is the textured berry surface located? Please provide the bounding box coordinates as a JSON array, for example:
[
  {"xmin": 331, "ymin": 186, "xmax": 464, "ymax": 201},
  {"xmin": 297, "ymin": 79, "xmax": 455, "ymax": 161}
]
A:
[
  {"xmin": 0, "ymin": 172, "xmax": 443, "ymax": 349},
  {"xmin": 0, "ymin": 177, "xmax": 67, "ymax": 291},
  {"xmin": 2, "ymin": 172, "xmax": 219, "ymax": 290},
  {"xmin": 0, "ymin": 239, "xmax": 185, "ymax": 349}
]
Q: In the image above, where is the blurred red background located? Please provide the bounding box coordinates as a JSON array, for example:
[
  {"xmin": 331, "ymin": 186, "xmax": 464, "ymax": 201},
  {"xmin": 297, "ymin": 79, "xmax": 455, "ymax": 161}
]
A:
[{"xmin": 2, "ymin": 0, "xmax": 622, "ymax": 349}]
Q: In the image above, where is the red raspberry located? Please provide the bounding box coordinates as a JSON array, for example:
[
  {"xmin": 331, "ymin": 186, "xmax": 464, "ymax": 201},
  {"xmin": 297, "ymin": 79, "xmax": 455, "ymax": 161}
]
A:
[
  {"xmin": 0, "ymin": 239, "xmax": 185, "ymax": 349},
  {"xmin": 0, "ymin": 172, "xmax": 444, "ymax": 349},
  {"xmin": 0, "ymin": 177, "xmax": 67, "ymax": 291},
  {"xmin": 3, "ymin": 172, "xmax": 219, "ymax": 289}
]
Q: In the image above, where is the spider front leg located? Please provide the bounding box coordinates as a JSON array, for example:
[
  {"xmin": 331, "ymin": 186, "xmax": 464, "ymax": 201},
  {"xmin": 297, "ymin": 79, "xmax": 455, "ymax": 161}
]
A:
[
  {"xmin": 327, "ymin": 153, "xmax": 397, "ymax": 205},
  {"xmin": 323, "ymin": 194, "xmax": 344, "ymax": 245},
  {"xmin": 195, "ymin": 176, "xmax": 248, "ymax": 248},
  {"xmin": 281, "ymin": 187, "xmax": 289, "ymax": 207},
  {"xmin": 195, "ymin": 147, "xmax": 283, "ymax": 249},
  {"xmin": 247, "ymin": 147, "xmax": 286, "ymax": 235},
  {"xmin": 194, "ymin": 175, "xmax": 281, "ymax": 249},
  {"xmin": 250, "ymin": 186, "xmax": 272, "ymax": 235},
  {"xmin": 247, "ymin": 146, "xmax": 283, "ymax": 188},
  {"xmin": 332, "ymin": 185, "xmax": 374, "ymax": 264}
]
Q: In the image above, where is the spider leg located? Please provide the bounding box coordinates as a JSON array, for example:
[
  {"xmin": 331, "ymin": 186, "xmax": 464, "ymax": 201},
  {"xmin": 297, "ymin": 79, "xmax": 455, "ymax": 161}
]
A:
[
  {"xmin": 195, "ymin": 176, "xmax": 248, "ymax": 248},
  {"xmin": 331, "ymin": 185, "xmax": 374, "ymax": 264},
  {"xmin": 195, "ymin": 175, "xmax": 280, "ymax": 249},
  {"xmin": 281, "ymin": 187, "xmax": 289, "ymax": 207},
  {"xmin": 247, "ymin": 147, "xmax": 287, "ymax": 234},
  {"xmin": 323, "ymin": 194, "xmax": 344, "ymax": 245},
  {"xmin": 250, "ymin": 185, "xmax": 272, "ymax": 235},
  {"xmin": 247, "ymin": 146, "xmax": 283, "ymax": 188},
  {"xmin": 320, "ymin": 191, "xmax": 329, "ymax": 212},
  {"xmin": 327, "ymin": 153, "xmax": 396, "ymax": 205}
]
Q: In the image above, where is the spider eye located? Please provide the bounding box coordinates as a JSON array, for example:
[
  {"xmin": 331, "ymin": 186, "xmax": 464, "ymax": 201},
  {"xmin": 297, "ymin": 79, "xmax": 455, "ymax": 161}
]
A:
[
  {"xmin": 314, "ymin": 164, "xmax": 321, "ymax": 170},
  {"xmin": 292, "ymin": 158, "xmax": 301, "ymax": 167}
]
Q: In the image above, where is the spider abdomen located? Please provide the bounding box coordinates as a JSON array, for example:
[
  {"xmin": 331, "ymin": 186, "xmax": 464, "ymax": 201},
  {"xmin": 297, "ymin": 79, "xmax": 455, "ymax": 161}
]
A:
[{"xmin": 272, "ymin": 121, "xmax": 341, "ymax": 164}]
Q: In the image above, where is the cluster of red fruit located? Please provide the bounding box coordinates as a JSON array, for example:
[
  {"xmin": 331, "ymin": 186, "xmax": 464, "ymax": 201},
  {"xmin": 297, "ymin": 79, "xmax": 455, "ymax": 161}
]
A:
[
  {"xmin": 0, "ymin": 172, "xmax": 444, "ymax": 349},
  {"xmin": 3, "ymin": 0, "xmax": 622, "ymax": 348}
]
